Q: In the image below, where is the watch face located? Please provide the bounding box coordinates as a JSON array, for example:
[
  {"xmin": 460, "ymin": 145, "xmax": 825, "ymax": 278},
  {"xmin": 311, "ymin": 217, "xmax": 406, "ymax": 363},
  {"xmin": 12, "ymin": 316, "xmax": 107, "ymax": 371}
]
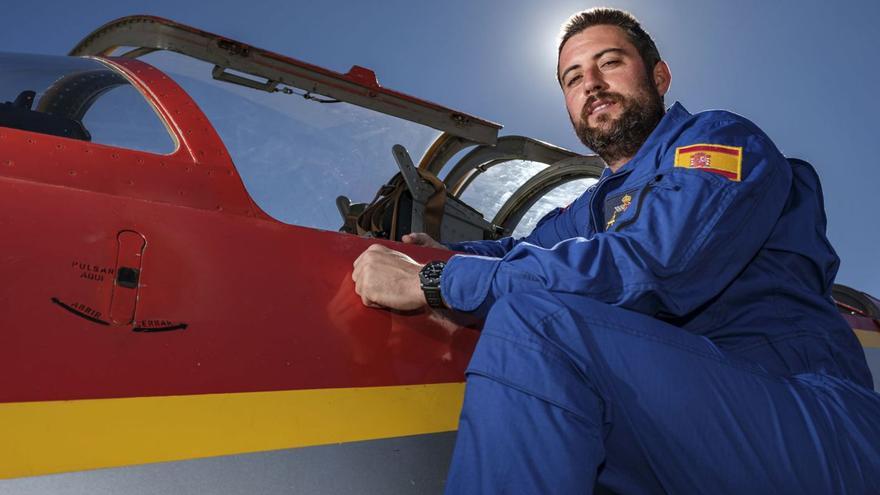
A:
[
  {"xmin": 420, "ymin": 261, "xmax": 445, "ymax": 286},
  {"xmin": 420, "ymin": 261, "xmax": 446, "ymax": 308}
]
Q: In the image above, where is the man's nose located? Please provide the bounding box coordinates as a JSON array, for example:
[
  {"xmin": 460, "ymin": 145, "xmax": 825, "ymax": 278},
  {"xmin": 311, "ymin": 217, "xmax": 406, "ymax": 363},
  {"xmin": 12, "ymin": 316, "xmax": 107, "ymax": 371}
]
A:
[{"xmin": 582, "ymin": 67, "xmax": 607, "ymax": 96}]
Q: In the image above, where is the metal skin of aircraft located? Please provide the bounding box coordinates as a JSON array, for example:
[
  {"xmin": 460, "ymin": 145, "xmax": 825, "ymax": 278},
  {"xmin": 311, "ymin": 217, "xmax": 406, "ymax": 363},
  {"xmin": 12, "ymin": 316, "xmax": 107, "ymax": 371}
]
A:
[{"xmin": 1, "ymin": 16, "xmax": 878, "ymax": 495}]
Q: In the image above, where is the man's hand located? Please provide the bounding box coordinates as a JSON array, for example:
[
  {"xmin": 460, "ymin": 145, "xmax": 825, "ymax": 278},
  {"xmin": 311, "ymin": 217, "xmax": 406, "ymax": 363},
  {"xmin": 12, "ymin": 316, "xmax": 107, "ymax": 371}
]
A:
[
  {"xmin": 401, "ymin": 233, "xmax": 448, "ymax": 250},
  {"xmin": 352, "ymin": 244, "xmax": 427, "ymax": 311}
]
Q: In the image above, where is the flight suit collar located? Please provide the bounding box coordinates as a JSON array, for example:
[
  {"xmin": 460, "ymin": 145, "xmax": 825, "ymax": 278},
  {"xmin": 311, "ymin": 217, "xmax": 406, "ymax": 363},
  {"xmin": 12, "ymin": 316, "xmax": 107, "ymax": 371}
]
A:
[
  {"xmin": 602, "ymin": 101, "xmax": 692, "ymax": 181},
  {"xmin": 590, "ymin": 102, "xmax": 691, "ymax": 233}
]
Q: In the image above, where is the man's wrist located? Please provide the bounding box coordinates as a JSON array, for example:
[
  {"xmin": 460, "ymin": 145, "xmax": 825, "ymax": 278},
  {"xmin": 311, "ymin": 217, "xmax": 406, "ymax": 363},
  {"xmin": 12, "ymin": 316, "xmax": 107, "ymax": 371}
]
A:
[
  {"xmin": 419, "ymin": 260, "xmax": 447, "ymax": 308},
  {"xmin": 415, "ymin": 270, "xmax": 429, "ymax": 306}
]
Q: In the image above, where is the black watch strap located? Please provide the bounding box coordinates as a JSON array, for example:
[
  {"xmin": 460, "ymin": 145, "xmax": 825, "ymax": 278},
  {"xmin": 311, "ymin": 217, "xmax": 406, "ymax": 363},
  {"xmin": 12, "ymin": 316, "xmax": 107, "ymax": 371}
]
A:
[{"xmin": 419, "ymin": 260, "xmax": 447, "ymax": 308}]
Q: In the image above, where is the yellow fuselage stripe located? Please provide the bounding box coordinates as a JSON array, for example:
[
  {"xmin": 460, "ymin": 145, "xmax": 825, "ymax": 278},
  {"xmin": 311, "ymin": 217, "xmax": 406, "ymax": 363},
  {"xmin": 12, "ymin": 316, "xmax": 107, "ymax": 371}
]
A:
[
  {"xmin": 2, "ymin": 331, "xmax": 875, "ymax": 480},
  {"xmin": 855, "ymin": 329, "xmax": 880, "ymax": 348},
  {"xmin": 0, "ymin": 383, "xmax": 465, "ymax": 480}
]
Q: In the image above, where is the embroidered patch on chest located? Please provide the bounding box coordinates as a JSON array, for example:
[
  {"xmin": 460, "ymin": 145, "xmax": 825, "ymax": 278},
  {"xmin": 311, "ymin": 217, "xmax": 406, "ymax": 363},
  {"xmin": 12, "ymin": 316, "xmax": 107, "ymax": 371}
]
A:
[
  {"xmin": 674, "ymin": 144, "xmax": 743, "ymax": 181},
  {"xmin": 603, "ymin": 189, "xmax": 636, "ymax": 230}
]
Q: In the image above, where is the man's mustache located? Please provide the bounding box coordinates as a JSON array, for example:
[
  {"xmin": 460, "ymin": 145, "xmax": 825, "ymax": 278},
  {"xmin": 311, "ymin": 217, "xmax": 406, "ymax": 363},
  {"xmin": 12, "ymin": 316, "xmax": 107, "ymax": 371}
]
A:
[{"xmin": 581, "ymin": 92, "xmax": 624, "ymax": 121}]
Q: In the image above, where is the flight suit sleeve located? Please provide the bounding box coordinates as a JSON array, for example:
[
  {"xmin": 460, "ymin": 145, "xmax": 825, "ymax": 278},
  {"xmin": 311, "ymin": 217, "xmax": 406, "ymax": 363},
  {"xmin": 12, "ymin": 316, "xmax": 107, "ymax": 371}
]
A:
[{"xmin": 440, "ymin": 119, "xmax": 793, "ymax": 317}]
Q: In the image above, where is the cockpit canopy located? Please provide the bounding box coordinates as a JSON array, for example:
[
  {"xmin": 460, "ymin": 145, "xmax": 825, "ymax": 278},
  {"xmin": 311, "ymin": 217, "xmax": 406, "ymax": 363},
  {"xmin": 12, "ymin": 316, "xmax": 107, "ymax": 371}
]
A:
[
  {"xmin": 0, "ymin": 53, "xmax": 174, "ymax": 153},
  {"xmin": 1, "ymin": 16, "xmax": 607, "ymax": 240}
]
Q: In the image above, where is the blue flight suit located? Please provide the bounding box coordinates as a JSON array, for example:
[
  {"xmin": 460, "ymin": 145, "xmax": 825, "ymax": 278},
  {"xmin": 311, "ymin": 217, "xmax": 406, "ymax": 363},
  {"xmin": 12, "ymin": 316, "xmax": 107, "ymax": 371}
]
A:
[{"xmin": 439, "ymin": 103, "xmax": 880, "ymax": 494}]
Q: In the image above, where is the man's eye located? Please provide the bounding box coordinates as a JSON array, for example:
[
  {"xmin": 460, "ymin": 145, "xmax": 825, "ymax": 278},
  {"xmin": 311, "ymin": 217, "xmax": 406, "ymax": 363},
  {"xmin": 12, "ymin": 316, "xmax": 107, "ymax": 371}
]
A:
[
  {"xmin": 566, "ymin": 75, "xmax": 582, "ymax": 87},
  {"xmin": 601, "ymin": 60, "xmax": 621, "ymax": 69}
]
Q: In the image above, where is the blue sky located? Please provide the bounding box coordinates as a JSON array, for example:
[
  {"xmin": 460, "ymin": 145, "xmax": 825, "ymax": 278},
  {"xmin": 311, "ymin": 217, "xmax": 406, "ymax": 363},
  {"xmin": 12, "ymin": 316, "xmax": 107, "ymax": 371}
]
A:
[{"xmin": 2, "ymin": 0, "xmax": 877, "ymax": 296}]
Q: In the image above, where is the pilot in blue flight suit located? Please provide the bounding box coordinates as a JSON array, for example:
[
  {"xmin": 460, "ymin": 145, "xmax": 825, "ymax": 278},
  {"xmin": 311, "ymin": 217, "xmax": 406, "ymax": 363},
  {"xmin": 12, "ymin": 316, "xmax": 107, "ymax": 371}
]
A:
[{"xmin": 352, "ymin": 7, "xmax": 880, "ymax": 494}]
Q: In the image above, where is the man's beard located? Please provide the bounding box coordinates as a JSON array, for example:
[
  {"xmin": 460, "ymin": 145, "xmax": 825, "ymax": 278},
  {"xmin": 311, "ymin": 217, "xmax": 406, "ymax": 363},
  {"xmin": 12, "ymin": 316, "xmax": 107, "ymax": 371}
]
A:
[{"xmin": 574, "ymin": 83, "xmax": 665, "ymax": 166}]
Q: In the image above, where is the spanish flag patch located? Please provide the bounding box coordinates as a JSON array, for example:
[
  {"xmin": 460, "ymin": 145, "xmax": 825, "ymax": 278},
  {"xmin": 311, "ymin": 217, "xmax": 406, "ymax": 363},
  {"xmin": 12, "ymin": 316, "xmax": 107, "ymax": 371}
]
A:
[{"xmin": 674, "ymin": 144, "xmax": 743, "ymax": 181}]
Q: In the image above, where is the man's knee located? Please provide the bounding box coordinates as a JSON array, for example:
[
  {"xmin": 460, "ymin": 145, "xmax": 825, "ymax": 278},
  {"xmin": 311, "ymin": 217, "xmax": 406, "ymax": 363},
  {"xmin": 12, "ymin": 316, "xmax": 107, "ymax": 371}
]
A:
[
  {"xmin": 482, "ymin": 290, "xmax": 571, "ymax": 344},
  {"xmin": 483, "ymin": 291, "xmax": 625, "ymax": 354},
  {"xmin": 471, "ymin": 290, "xmax": 606, "ymax": 417}
]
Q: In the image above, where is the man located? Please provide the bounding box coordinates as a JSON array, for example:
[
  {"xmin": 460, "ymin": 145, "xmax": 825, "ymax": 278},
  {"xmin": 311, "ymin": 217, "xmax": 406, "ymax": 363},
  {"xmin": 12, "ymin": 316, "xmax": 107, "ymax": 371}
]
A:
[{"xmin": 352, "ymin": 8, "xmax": 880, "ymax": 494}]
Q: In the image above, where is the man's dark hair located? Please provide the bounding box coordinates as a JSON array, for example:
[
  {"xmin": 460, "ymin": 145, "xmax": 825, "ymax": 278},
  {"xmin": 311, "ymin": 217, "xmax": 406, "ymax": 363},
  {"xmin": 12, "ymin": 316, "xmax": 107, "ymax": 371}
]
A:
[{"xmin": 557, "ymin": 8, "xmax": 661, "ymax": 83}]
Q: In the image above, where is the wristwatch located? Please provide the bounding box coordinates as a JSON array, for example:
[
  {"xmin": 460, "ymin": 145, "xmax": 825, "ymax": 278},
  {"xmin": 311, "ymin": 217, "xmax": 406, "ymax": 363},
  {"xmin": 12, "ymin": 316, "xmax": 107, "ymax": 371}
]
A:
[{"xmin": 419, "ymin": 260, "xmax": 447, "ymax": 308}]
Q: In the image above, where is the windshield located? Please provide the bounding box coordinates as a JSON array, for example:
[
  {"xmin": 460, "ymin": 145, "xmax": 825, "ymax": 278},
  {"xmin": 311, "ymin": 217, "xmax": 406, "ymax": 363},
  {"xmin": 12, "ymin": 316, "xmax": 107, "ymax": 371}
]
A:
[
  {"xmin": 511, "ymin": 178, "xmax": 597, "ymax": 237},
  {"xmin": 458, "ymin": 160, "xmax": 548, "ymax": 221},
  {"xmin": 140, "ymin": 51, "xmax": 441, "ymax": 231}
]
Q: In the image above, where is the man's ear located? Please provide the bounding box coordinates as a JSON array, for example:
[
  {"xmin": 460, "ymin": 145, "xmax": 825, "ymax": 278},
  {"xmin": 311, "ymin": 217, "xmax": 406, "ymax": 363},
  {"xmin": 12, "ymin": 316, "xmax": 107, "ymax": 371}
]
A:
[{"xmin": 653, "ymin": 61, "xmax": 671, "ymax": 97}]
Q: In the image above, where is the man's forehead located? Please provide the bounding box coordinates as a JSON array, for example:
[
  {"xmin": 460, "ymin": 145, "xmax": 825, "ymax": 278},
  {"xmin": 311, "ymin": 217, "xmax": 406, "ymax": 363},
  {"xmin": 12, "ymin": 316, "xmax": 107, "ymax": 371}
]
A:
[{"xmin": 560, "ymin": 25, "xmax": 634, "ymax": 61}]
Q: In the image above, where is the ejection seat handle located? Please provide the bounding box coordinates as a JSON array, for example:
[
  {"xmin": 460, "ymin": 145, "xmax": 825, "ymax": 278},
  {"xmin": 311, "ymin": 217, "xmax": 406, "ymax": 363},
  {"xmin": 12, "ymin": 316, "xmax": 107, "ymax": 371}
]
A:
[{"xmin": 392, "ymin": 144, "xmax": 431, "ymax": 203}]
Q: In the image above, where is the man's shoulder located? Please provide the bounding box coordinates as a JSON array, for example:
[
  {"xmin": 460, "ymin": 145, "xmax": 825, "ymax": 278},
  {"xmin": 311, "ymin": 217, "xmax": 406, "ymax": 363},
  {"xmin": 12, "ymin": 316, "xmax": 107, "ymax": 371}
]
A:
[
  {"xmin": 665, "ymin": 106, "xmax": 789, "ymax": 182},
  {"xmin": 686, "ymin": 108, "xmax": 767, "ymax": 139}
]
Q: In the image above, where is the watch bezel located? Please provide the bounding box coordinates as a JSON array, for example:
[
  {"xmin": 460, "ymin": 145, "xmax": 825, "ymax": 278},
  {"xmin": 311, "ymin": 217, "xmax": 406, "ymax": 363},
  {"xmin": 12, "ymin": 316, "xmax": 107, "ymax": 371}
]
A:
[{"xmin": 419, "ymin": 260, "xmax": 446, "ymax": 308}]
